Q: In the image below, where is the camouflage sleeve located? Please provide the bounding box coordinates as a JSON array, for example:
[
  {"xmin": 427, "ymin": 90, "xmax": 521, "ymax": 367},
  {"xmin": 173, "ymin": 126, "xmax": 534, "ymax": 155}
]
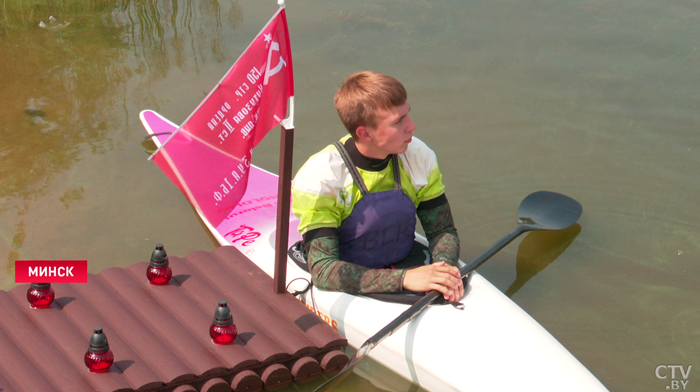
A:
[
  {"xmin": 303, "ymin": 236, "xmax": 407, "ymax": 294},
  {"xmin": 417, "ymin": 199, "xmax": 460, "ymax": 267}
]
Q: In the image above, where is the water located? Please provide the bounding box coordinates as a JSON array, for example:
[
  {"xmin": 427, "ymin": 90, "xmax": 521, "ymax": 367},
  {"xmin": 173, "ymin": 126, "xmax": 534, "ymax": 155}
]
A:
[{"xmin": 1, "ymin": 0, "xmax": 699, "ymax": 391}]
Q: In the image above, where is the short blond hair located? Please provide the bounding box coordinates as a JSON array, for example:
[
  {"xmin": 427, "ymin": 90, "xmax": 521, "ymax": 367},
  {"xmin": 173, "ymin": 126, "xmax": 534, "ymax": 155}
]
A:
[{"xmin": 334, "ymin": 71, "xmax": 407, "ymax": 137}]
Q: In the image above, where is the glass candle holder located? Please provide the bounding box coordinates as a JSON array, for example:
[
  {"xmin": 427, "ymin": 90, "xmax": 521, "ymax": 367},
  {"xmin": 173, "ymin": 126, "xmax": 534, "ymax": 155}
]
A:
[
  {"xmin": 210, "ymin": 300, "xmax": 237, "ymax": 345},
  {"xmin": 84, "ymin": 350, "xmax": 115, "ymax": 373},
  {"xmin": 147, "ymin": 243, "xmax": 172, "ymax": 285},
  {"xmin": 84, "ymin": 327, "xmax": 114, "ymax": 373},
  {"xmin": 27, "ymin": 283, "xmax": 55, "ymax": 309},
  {"xmin": 209, "ymin": 323, "xmax": 238, "ymax": 345}
]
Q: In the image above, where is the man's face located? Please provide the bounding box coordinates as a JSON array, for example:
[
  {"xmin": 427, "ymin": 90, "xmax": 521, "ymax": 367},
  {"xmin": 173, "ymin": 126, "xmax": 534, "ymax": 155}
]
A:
[{"xmin": 363, "ymin": 101, "xmax": 416, "ymax": 159}]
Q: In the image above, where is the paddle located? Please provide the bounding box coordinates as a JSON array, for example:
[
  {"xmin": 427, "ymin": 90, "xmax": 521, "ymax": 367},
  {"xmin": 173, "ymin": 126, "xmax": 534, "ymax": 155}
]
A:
[{"xmin": 313, "ymin": 191, "xmax": 582, "ymax": 392}]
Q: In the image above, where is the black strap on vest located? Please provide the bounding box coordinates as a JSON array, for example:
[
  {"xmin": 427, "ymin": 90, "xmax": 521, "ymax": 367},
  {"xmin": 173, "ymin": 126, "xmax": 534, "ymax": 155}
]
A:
[{"xmin": 333, "ymin": 141, "xmax": 402, "ymax": 195}]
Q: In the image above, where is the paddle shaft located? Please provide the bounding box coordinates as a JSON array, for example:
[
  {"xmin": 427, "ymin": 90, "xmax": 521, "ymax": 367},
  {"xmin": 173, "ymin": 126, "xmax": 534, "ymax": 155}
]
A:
[{"xmin": 365, "ymin": 225, "xmax": 528, "ymax": 350}]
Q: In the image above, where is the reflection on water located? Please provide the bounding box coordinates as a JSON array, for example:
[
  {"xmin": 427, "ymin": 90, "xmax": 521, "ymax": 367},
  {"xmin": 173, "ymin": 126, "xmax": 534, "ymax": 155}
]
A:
[
  {"xmin": 505, "ymin": 224, "xmax": 581, "ymax": 297},
  {"xmin": 0, "ymin": 0, "xmax": 240, "ymax": 284},
  {"xmin": 0, "ymin": 0, "xmax": 241, "ymax": 201},
  {"xmin": 116, "ymin": 0, "xmax": 243, "ymax": 79}
]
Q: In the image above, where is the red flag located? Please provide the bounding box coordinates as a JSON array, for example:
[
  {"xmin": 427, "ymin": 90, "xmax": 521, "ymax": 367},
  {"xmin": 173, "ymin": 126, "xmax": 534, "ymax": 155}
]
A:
[{"xmin": 150, "ymin": 8, "xmax": 293, "ymax": 227}]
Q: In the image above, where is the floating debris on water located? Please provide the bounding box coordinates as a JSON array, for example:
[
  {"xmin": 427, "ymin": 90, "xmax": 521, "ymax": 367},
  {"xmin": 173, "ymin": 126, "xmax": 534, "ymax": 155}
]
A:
[
  {"xmin": 38, "ymin": 15, "xmax": 71, "ymax": 31},
  {"xmin": 24, "ymin": 108, "xmax": 46, "ymax": 118},
  {"xmin": 25, "ymin": 97, "xmax": 59, "ymax": 132}
]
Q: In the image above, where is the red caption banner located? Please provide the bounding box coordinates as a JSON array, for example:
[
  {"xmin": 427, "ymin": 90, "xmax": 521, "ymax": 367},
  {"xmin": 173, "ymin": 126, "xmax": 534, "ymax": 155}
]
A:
[{"xmin": 15, "ymin": 260, "xmax": 88, "ymax": 283}]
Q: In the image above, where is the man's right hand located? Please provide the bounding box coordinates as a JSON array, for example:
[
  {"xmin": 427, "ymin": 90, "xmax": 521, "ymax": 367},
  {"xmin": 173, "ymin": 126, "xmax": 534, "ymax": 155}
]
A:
[{"xmin": 402, "ymin": 261, "xmax": 463, "ymax": 302}]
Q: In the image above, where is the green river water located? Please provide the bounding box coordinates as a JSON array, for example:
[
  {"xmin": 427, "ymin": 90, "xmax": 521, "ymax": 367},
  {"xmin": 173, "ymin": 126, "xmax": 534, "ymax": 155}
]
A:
[{"xmin": 1, "ymin": 0, "xmax": 698, "ymax": 391}]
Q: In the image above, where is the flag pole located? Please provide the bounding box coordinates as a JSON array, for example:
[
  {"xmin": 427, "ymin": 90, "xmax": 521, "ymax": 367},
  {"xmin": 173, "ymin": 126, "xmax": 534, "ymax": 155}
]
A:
[
  {"xmin": 273, "ymin": 120, "xmax": 293, "ymax": 294},
  {"xmin": 273, "ymin": 99, "xmax": 294, "ymax": 294},
  {"xmin": 273, "ymin": 0, "xmax": 292, "ymax": 294}
]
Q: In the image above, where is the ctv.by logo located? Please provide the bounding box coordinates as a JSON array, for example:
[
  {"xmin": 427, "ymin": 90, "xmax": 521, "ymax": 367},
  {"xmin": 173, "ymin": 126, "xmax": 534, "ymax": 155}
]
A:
[{"xmin": 655, "ymin": 365, "xmax": 692, "ymax": 390}]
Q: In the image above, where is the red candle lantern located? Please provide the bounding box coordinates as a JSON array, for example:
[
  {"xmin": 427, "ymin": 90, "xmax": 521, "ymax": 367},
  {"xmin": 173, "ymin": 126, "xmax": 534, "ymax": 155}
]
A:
[
  {"xmin": 146, "ymin": 243, "xmax": 172, "ymax": 285},
  {"xmin": 84, "ymin": 327, "xmax": 114, "ymax": 373},
  {"xmin": 27, "ymin": 283, "xmax": 55, "ymax": 309},
  {"xmin": 209, "ymin": 300, "xmax": 237, "ymax": 345}
]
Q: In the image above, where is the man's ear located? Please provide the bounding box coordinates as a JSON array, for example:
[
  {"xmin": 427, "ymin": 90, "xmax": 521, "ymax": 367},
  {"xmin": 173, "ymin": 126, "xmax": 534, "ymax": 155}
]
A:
[{"xmin": 355, "ymin": 126, "xmax": 372, "ymax": 142}]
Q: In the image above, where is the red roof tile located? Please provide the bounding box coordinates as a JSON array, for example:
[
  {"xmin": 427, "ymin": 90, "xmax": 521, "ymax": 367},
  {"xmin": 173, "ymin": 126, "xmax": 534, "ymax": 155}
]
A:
[{"xmin": 0, "ymin": 246, "xmax": 348, "ymax": 391}]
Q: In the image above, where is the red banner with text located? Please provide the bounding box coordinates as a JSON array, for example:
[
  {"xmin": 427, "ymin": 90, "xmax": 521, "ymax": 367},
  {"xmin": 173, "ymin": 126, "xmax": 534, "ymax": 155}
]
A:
[{"xmin": 152, "ymin": 8, "xmax": 293, "ymax": 227}]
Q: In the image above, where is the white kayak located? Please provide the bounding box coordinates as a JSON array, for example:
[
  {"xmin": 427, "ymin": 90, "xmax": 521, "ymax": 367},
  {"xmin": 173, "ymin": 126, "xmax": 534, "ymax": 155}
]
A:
[{"xmin": 140, "ymin": 109, "xmax": 608, "ymax": 392}]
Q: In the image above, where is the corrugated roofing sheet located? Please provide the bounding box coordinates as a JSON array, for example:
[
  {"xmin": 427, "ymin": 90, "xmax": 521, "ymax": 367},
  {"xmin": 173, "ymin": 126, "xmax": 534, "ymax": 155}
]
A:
[{"xmin": 0, "ymin": 246, "xmax": 348, "ymax": 392}]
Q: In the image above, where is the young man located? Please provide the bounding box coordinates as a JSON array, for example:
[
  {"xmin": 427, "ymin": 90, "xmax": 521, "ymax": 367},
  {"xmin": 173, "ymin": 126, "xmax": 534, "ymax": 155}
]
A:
[{"xmin": 292, "ymin": 71, "xmax": 463, "ymax": 302}]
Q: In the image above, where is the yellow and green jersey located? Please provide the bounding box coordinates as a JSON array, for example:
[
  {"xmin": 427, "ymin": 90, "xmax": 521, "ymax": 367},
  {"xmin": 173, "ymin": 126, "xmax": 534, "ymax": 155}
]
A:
[{"xmin": 292, "ymin": 135, "xmax": 446, "ymax": 236}]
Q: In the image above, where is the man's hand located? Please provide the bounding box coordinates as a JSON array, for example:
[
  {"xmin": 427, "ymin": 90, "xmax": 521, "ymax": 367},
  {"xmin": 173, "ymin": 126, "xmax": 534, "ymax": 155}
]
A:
[{"xmin": 402, "ymin": 261, "xmax": 464, "ymax": 302}]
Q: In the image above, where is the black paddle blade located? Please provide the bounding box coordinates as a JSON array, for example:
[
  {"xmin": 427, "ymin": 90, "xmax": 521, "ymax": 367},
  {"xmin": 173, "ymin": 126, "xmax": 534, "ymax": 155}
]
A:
[{"xmin": 517, "ymin": 191, "xmax": 582, "ymax": 231}]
